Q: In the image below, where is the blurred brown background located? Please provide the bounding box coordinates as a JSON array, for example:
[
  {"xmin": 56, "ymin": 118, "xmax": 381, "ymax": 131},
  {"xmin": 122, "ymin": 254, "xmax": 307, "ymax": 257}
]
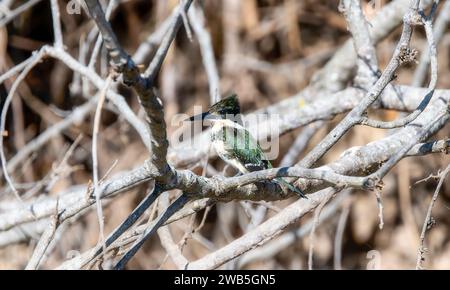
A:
[{"xmin": 0, "ymin": 0, "xmax": 449, "ymax": 269}]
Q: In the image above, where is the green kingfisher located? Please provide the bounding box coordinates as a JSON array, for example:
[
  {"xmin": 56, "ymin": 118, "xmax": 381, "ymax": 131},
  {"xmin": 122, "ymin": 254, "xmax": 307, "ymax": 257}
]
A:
[{"xmin": 187, "ymin": 94, "xmax": 306, "ymax": 198}]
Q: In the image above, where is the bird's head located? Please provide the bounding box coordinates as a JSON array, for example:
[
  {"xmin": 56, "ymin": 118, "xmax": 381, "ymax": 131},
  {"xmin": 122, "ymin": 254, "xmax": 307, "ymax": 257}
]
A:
[{"xmin": 186, "ymin": 94, "xmax": 241, "ymax": 123}]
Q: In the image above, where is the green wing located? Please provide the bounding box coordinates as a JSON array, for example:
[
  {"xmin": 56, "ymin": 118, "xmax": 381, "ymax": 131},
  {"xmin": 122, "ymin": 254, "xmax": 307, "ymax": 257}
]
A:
[
  {"xmin": 218, "ymin": 125, "xmax": 306, "ymax": 197},
  {"xmin": 223, "ymin": 127, "xmax": 271, "ymax": 172}
]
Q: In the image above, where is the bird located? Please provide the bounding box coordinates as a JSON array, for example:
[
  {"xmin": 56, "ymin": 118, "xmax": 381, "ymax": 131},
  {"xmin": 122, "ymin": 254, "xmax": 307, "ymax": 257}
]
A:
[{"xmin": 186, "ymin": 94, "xmax": 306, "ymax": 198}]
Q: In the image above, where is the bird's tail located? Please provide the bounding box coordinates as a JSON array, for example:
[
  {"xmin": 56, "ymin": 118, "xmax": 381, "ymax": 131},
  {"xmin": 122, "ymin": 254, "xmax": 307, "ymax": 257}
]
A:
[{"xmin": 274, "ymin": 178, "xmax": 307, "ymax": 199}]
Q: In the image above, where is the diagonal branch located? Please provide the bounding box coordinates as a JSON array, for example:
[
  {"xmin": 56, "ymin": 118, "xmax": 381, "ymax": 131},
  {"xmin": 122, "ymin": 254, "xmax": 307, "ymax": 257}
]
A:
[
  {"xmin": 297, "ymin": 2, "xmax": 422, "ymax": 171},
  {"xmin": 114, "ymin": 194, "xmax": 190, "ymax": 269}
]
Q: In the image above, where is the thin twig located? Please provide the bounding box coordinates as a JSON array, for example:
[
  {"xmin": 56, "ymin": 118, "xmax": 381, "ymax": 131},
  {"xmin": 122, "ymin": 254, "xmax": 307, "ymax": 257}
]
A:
[
  {"xmin": 188, "ymin": 4, "xmax": 221, "ymax": 103},
  {"xmin": 50, "ymin": 0, "xmax": 63, "ymax": 48},
  {"xmin": 0, "ymin": 0, "xmax": 44, "ymax": 27},
  {"xmin": 413, "ymin": 0, "xmax": 450, "ymax": 86},
  {"xmin": 144, "ymin": 0, "xmax": 194, "ymax": 79},
  {"xmin": 416, "ymin": 163, "xmax": 450, "ymax": 269},
  {"xmin": 375, "ymin": 189, "xmax": 384, "ymax": 230},
  {"xmin": 308, "ymin": 198, "xmax": 329, "ymax": 270},
  {"xmin": 280, "ymin": 121, "xmax": 323, "ymax": 167},
  {"xmin": 180, "ymin": 0, "xmax": 193, "ymax": 42},
  {"xmin": 1, "ymin": 48, "xmax": 47, "ymax": 201},
  {"xmin": 333, "ymin": 198, "xmax": 351, "ymax": 270},
  {"xmin": 157, "ymin": 193, "xmax": 189, "ymax": 269},
  {"xmin": 87, "ymin": 0, "xmax": 118, "ymax": 70},
  {"xmin": 25, "ymin": 199, "xmax": 60, "ymax": 270},
  {"xmin": 92, "ymin": 74, "xmax": 113, "ymax": 261}
]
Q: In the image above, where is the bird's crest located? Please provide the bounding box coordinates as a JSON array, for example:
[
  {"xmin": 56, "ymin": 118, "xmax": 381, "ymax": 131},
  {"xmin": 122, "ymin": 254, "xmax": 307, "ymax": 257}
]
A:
[{"xmin": 208, "ymin": 94, "xmax": 240, "ymax": 117}]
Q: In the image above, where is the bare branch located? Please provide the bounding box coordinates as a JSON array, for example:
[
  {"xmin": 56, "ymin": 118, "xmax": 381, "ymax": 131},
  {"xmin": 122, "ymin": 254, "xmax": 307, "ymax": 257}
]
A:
[
  {"xmin": 0, "ymin": 0, "xmax": 44, "ymax": 27},
  {"xmin": 144, "ymin": 0, "xmax": 194, "ymax": 79},
  {"xmin": 280, "ymin": 121, "xmax": 324, "ymax": 167},
  {"xmin": 416, "ymin": 163, "xmax": 450, "ymax": 269},
  {"xmin": 188, "ymin": 4, "xmax": 221, "ymax": 103},
  {"xmin": 92, "ymin": 75, "xmax": 112, "ymax": 260},
  {"xmin": 308, "ymin": 198, "xmax": 329, "ymax": 270},
  {"xmin": 298, "ymin": 2, "xmax": 422, "ymax": 170},
  {"xmin": 333, "ymin": 197, "xmax": 351, "ymax": 270},
  {"xmin": 25, "ymin": 201, "xmax": 60, "ymax": 270},
  {"xmin": 186, "ymin": 188, "xmax": 339, "ymax": 269},
  {"xmin": 156, "ymin": 193, "xmax": 189, "ymax": 269},
  {"xmin": 50, "ymin": 0, "xmax": 63, "ymax": 48},
  {"xmin": 114, "ymin": 194, "xmax": 190, "ymax": 269},
  {"xmin": 413, "ymin": 0, "xmax": 450, "ymax": 86},
  {"xmin": 1, "ymin": 48, "xmax": 47, "ymax": 201},
  {"xmin": 237, "ymin": 191, "xmax": 350, "ymax": 269},
  {"xmin": 360, "ymin": 6, "xmax": 438, "ymax": 129}
]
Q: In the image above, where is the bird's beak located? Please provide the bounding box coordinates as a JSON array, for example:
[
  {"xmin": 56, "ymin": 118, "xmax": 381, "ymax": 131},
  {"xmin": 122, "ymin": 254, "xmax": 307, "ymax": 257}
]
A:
[
  {"xmin": 185, "ymin": 111, "xmax": 220, "ymax": 122},
  {"xmin": 185, "ymin": 111, "xmax": 210, "ymax": 122}
]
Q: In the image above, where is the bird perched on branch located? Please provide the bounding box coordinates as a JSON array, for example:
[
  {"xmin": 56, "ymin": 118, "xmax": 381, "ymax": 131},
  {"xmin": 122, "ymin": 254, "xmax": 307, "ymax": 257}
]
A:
[{"xmin": 187, "ymin": 94, "xmax": 306, "ymax": 198}]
